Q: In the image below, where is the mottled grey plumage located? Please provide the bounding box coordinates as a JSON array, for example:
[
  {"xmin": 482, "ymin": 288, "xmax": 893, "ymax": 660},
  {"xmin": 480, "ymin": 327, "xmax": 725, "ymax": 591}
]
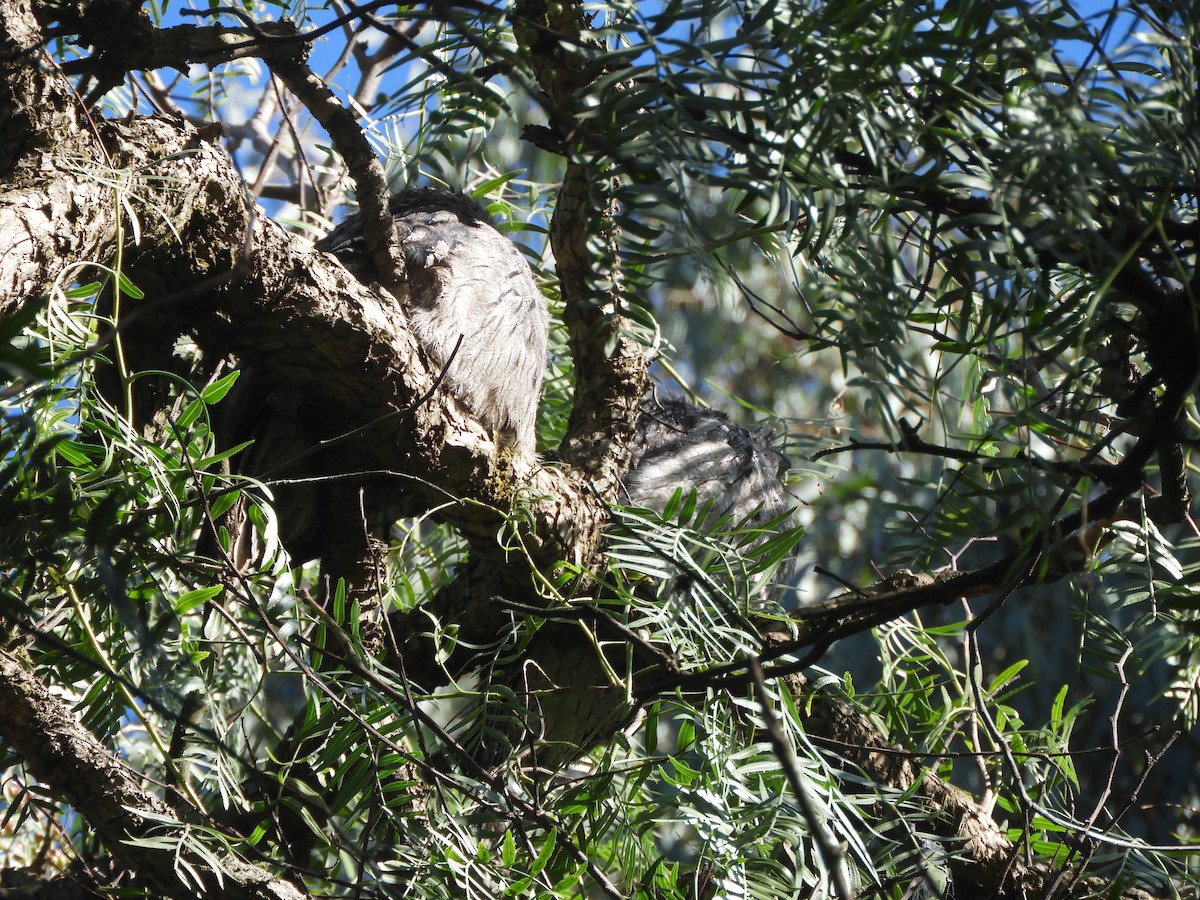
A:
[
  {"xmin": 317, "ymin": 188, "xmax": 548, "ymax": 456},
  {"xmin": 211, "ymin": 190, "xmax": 549, "ymax": 568},
  {"xmin": 625, "ymin": 398, "xmax": 796, "ymax": 597},
  {"xmin": 627, "ymin": 399, "xmax": 792, "ymax": 525}
]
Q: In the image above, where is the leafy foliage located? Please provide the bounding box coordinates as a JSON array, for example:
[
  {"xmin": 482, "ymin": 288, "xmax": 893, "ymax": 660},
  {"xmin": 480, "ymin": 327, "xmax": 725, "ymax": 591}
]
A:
[{"xmin": 3, "ymin": 0, "xmax": 1200, "ymax": 897}]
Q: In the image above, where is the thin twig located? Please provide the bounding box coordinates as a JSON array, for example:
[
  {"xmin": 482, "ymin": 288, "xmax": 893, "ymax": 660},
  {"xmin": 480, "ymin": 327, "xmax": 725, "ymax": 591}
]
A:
[{"xmin": 749, "ymin": 657, "xmax": 855, "ymax": 900}]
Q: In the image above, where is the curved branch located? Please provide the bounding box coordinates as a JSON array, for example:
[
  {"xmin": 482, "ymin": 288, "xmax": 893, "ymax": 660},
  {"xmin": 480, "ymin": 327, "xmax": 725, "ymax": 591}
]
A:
[
  {"xmin": 514, "ymin": 0, "xmax": 649, "ymax": 488},
  {"xmin": 29, "ymin": 0, "xmax": 406, "ymax": 295},
  {"xmin": 0, "ymin": 651, "xmax": 308, "ymax": 900}
]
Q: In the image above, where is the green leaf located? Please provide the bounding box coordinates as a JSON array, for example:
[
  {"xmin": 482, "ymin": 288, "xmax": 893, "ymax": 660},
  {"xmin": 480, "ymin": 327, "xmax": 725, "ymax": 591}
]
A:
[
  {"xmin": 201, "ymin": 369, "xmax": 241, "ymax": 404},
  {"xmin": 176, "ymin": 585, "xmax": 222, "ymax": 614},
  {"xmin": 501, "ymin": 828, "xmax": 516, "ymax": 868},
  {"xmin": 116, "ymin": 271, "xmax": 144, "ymax": 299},
  {"xmin": 529, "ymin": 830, "xmax": 556, "ymax": 877},
  {"xmin": 64, "ymin": 281, "xmax": 102, "ymax": 299}
]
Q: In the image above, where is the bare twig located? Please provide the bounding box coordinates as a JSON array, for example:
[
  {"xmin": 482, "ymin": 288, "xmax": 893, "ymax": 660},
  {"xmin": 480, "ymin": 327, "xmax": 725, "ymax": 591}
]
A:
[{"xmin": 749, "ymin": 657, "xmax": 855, "ymax": 900}]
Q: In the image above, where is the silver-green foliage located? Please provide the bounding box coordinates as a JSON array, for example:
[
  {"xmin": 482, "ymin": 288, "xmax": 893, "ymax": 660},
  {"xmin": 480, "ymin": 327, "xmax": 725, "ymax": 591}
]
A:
[{"xmin": 4, "ymin": 0, "xmax": 1200, "ymax": 896}]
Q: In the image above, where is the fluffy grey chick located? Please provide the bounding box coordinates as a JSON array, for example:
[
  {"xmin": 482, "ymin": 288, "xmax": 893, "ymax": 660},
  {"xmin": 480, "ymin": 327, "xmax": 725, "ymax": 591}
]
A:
[
  {"xmin": 317, "ymin": 188, "xmax": 548, "ymax": 456},
  {"xmin": 625, "ymin": 397, "xmax": 797, "ymax": 598},
  {"xmin": 211, "ymin": 190, "xmax": 548, "ymax": 568}
]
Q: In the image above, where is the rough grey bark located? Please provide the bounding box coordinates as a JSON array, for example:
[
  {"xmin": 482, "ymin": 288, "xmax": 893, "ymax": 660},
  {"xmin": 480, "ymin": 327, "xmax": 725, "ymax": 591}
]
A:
[
  {"xmin": 0, "ymin": 651, "xmax": 308, "ymax": 900},
  {"xmin": 0, "ymin": 108, "xmax": 598, "ymax": 576}
]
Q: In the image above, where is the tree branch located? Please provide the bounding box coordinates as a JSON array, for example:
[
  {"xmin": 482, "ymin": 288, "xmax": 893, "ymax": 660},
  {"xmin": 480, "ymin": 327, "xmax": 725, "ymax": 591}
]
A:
[
  {"xmin": 513, "ymin": 0, "xmax": 649, "ymax": 490},
  {"xmin": 0, "ymin": 650, "xmax": 308, "ymax": 900},
  {"xmin": 796, "ymin": 670, "xmax": 1038, "ymax": 897},
  {"xmin": 29, "ymin": 0, "xmax": 406, "ymax": 295}
]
